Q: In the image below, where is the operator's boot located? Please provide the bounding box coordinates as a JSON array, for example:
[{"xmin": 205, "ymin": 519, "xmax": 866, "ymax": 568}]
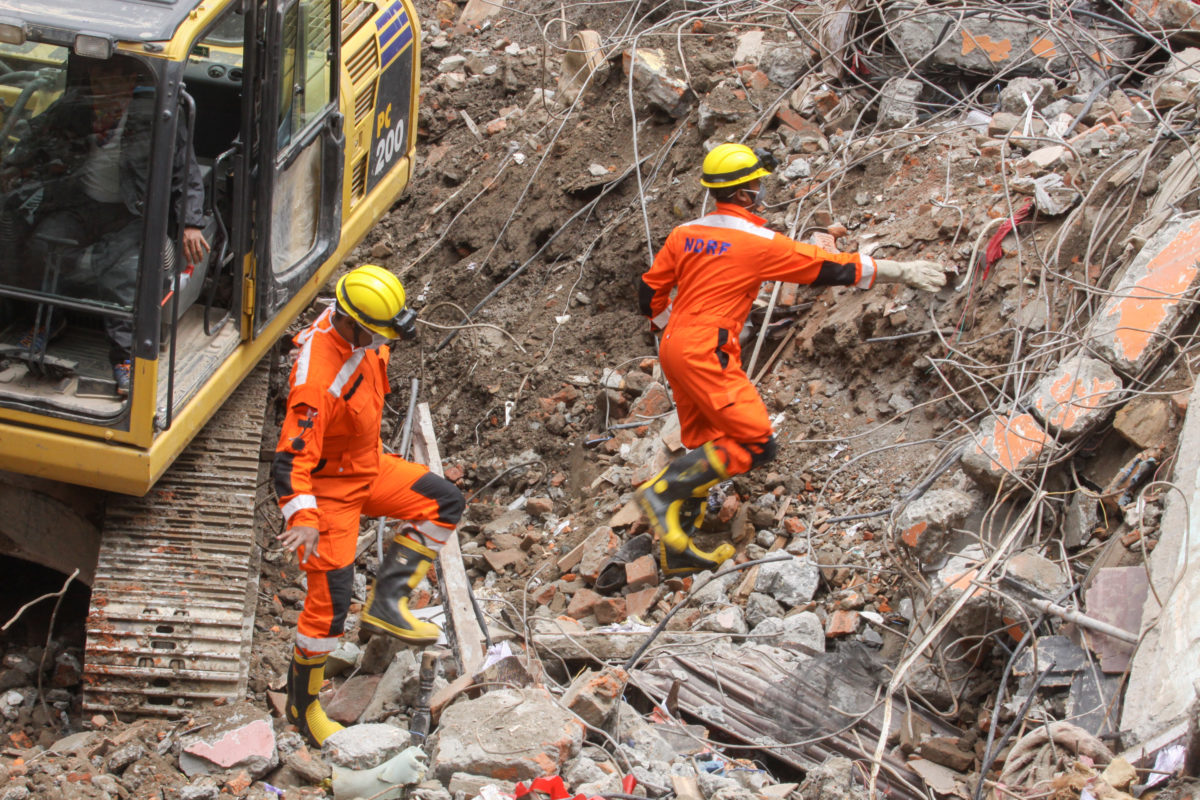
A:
[
  {"xmin": 285, "ymin": 648, "xmax": 344, "ymax": 747},
  {"xmin": 635, "ymin": 442, "xmax": 735, "ymax": 577},
  {"xmin": 360, "ymin": 533, "xmax": 441, "ymax": 645}
]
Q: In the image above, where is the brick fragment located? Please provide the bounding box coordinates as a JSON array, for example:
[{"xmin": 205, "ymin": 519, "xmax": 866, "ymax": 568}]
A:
[
  {"xmin": 625, "ymin": 555, "xmax": 659, "ymax": 592},
  {"xmin": 825, "ymin": 609, "xmax": 860, "ymax": 637},
  {"xmin": 593, "ymin": 597, "xmax": 627, "ymax": 625},
  {"xmin": 566, "ymin": 588, "xmax": 601, "ymax": 620}
]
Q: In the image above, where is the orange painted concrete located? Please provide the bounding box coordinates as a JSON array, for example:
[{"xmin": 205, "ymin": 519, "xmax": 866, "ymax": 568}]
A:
[
  {"xmin": 970, "ymin": 413, "xmax": 1051, "ymax": 476},
  {"xmin": 1033, "ymin": 367, "xmax": 1121, "ymax": 433},
  {"xmin": 1098, "ymin": 216, "xmax": 1200, "ymax": 369}
]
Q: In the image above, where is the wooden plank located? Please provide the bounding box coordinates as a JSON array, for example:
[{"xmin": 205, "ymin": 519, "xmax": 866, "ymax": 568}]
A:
[{"xmin": 410, "ymin": 402, "xmax": 487, "ymax": 676}]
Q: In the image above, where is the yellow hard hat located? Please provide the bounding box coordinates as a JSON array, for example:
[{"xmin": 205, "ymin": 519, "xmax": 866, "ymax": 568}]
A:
[
  {"xmin": 335, "ymin": 264, "xmax": 409, "ymax": 338},
  {"xmin": 700, "ymin": 143, "xmax": 776, "ymax": 189}
]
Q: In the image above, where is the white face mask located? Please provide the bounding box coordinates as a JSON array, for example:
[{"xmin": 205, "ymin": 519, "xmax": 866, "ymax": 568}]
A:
[{"xmin": 356, "ymin": 323, "xmax": 393, "ymax": 350}]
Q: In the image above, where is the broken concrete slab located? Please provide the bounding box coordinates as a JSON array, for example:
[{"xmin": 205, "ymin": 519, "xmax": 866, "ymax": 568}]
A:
[
  {"xmin": 1091, "ymin": 214, "xmax": 1200, "ymax": 375},
  {"xmin": 877, "ymin": 77, "xmax": 921, "ymax": 129},
  {"xmin": 324, "ymin": 724, "xmax": 413, "ymax": 770},
  {"xmin": 360, "ymin": 648, "xmax": 420, "ymax": 724},
  {"xmin": 759, "ymin": 43, "xmax": 812, "ymax": 88},
  {"xmin": 431, "ymin": 687, "xmax": 583, "ymax": 782},
  {"xmin": 962, "ymin": 412, "xmax": 1053, "ymax": 484},
  {"xmin": 179, "ymin": 711, "xmax": 278, "ymax": 779},
  {"xmin": 622, "ymin": 49, "xmax": 695, "ymax": 118},
  {"xmin": 999, "ymin": 77, "xmax": 1058, "ymax": 115},
  {"xmin": 754, "ymin": 556, "xmax": 820, "ymax": 608},
  {"xmin": 1128, "ymin": 0, "xmax": 1200, "ymax": 39},
  {"xmin": 1027, "ymin": 352, "xmax": 1123, "ymax": 438},
  {"xmin": 562, "ymin": 666, "xmax": 627, "ymax": 728},
  {"xmin": 894, "ymin": 488, "xmax": 976, "ymax": 563},
  {"xmin": 885, "ymin": 3, "xmax": 1138, "ymax": 76}
]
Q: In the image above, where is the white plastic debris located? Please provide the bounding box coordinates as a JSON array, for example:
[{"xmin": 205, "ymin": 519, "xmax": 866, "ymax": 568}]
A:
[{"xmin": 332, "ymin": 746, "xmax": 427, "ymax": 800}]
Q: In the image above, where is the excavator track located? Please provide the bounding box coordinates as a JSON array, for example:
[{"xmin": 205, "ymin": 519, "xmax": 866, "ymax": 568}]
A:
[{"xmin": 83, "ymin": 362, "xmax": 269, "ymax": 716}]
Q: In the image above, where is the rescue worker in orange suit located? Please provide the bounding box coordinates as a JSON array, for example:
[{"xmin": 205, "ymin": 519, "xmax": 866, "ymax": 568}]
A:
[
  {"xmin": 636, "ymin": 143, "xmax": 946, "ymax": 576},
  {"xmin": 272, "ymin": 264, "xmax": 464, "ymax": 746}
]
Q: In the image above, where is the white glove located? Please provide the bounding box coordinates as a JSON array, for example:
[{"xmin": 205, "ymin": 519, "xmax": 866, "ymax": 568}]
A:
[{"xmin": 874, "ymin": 259, "xmax": 947, "ymax": 293}]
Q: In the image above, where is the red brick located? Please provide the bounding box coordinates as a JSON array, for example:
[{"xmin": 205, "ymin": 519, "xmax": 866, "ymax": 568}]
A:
[
  {"xmin": 625, "ymin": 555, "xmax": 659, "ymax": 591},
  {"xmin": 775, "ymin": 106, "xmax": 805, "ymax": 130},
  {"xmin": 526, "ymin": 497, "xmax": 554, "ymax": 517},
  {"xmin": 629, "ymin": 383, "xmax": 672, "ymax": 418},
  {"xmin": 532, "ymin": 583, "xmax": 557, "ymax": 606},
  {"xmin": 717, "ymin": 493, "xmax": 740, "ymax": 523},
  {"xmin": 783, "ymin": 517, "xmax": 804, "ymax": 535},
  {"xmin": 484, "ymin": 549, "xmax": 525, "ymax": 573},
  {"xmin": 485, "ymin": 118, "xmax": 507, "ymax": 135},
  {"xmin": 577, "ymin": 526, "xmax": 621, "ymax": 582},
  {"xmin": 443, "ymin": 464, "xmax": 465, "ymax": 482},
  {"xmin": 825, "ymin": 609, "xmax": 860, "ymax": 638},
  {"xmin": 594, "ymin": 597, "xmax": 628, "ymax": 625},
  {"xmin": 567, "ymin": 588, "xmax": 601, "ymax": 619},
  {"xmin": 324, "ymin": 674, "xmax": 381, "ymax": 725},
  {"xmin": 743, "ymin": 69, "xmax": 769, "ymax": 91},
  {"xmin": 625, "ymin": 587, "xmax": 658, "ymax": 619},
  {"xmin": 224, "ymin": 770, "xmax": 252, "ymax": 796}
]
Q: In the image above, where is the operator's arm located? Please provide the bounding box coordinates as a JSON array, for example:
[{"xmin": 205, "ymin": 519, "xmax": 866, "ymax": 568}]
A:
[
  {"xmin": 637, "ymin": 234, "xmax": 679, "ymax": 327},
  {"xmin": 174, "ymin": 91, "xmax": 210, "ymax": 264}
]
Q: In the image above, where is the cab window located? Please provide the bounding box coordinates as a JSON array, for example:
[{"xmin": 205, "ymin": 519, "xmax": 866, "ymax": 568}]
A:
[{"xmin": 277, "ymin": 0, "xmax": 333, "ymax": 151}]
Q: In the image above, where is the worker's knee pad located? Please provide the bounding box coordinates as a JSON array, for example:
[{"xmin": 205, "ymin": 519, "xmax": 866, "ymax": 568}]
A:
[
  {"xmin": 413, "ymin": 472, "xmax": 465, "ymax": 526},
  {"xmin": 746, "ymin": 435, "xmax": 777, "ymax": 468}
]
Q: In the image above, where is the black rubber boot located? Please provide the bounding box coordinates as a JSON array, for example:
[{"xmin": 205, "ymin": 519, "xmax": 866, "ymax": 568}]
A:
[
  {"xmin": 636, "ymin": 442, "xmax": 734, "ymax": 576},
  {"xmin": 360, "ymin": 534, "xmax": 440, "ymax": 645},
  {"xmin": 286, "ymin": 648, "xmax": 344, "ymax": 747}
]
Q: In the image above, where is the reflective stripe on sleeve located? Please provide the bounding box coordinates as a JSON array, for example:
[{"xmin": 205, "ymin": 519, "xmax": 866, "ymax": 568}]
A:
[{"xmin": 282, "ymin": 494, "xmax": 318, "ymax": 523}]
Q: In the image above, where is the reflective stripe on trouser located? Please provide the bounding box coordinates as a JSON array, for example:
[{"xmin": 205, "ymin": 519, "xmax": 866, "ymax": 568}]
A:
[
  {"xmin": 659, "ymin": 322, "xmax": 772, "ymax": 476},
  {"xmin": 296, "ymin": 454, "xmax": 464, "ymax": 652}
]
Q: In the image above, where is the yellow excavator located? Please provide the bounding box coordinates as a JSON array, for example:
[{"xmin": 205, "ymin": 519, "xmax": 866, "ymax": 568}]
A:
[{"xmin": 0, "ymin": 0, "xmax": 419, "ymax": 714}]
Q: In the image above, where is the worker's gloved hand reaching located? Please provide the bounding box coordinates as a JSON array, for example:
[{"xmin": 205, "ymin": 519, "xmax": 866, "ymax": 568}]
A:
[{"xmin": 874, "ymin": 259, "xmax": 947, "ymax": 293}]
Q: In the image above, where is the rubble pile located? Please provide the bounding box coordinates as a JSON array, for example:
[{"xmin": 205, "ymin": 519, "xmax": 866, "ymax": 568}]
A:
[{"xmin": 5, "ymin": 0, "xmax": 1200, "ymax": 797}]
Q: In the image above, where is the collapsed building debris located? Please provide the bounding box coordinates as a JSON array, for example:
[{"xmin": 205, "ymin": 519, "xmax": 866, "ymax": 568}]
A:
[{"xmin": 7, "ymin": 0, "xmax": 1200, "ymax": 798}]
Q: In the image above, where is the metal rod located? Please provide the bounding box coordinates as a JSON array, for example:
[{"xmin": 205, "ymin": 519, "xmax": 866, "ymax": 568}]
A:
[
  {"xmin": 1017, "ymin": 596, "xmax": 1139, "ymax": 644},
  {"xmin": 745, "ymin": 280, "xmax": 781, "ymax": 378}
]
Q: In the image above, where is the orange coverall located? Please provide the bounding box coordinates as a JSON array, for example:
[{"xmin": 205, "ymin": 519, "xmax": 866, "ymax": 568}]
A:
[
  {"xmin": 273, "ymin": 306, "xmax": 463, "ymax": 654},
  {"xmin": 638, "ymin": 202, "xmax": 875, "ymax": 475}
]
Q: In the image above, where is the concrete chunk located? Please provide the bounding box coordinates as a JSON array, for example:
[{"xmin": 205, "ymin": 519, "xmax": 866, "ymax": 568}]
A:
[
  {"xmin": 1028, "ymin": 353, "xmax": 1123, "ymax": 438},
  {"xmin": 1091, "ymin": 214, "xmax": 1200, "ymax": 374},
  {"xmin": 179, "ymin": 713, "xmax": 278, "ymax": 779},
  {"xmin": 877, "ymin": 77, "xmax": 921, "ymax": 129},
  {"xmin": 755, "ymin": 557, "xmax": 820, "ymax": 608},
  {"xmin": 324, "ymin": 724, "xmax": 413, "ymax": 770},
  {"xmin": 886, "ymin": 4, "xmax": 1137, "ymax": 75},
  {"xmin": 562, "ymin": 666, "xmax": 627, "ymax": 728},
  {"xmin": 962, "ymin": 413, "xmax": 1052, "ymax": 483},
  {"xmin": 894, "ymin": 488, "xmax": 977, "ymax": 563},
  {"xmin": 432, "ymin": 688, "xmax": 584, "ymax": 782}
]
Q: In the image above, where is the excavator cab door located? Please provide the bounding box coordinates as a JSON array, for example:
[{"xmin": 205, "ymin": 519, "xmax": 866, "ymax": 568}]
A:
[{"xmin": 253, "ymin": 0, "xmax": 343, "ymax": 334}]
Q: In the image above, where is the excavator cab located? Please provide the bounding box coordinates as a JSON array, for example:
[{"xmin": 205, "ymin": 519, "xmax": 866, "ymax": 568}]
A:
[{"xmin": 0, "ymin": 0, "xmax": 420, "ymax": 715}]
